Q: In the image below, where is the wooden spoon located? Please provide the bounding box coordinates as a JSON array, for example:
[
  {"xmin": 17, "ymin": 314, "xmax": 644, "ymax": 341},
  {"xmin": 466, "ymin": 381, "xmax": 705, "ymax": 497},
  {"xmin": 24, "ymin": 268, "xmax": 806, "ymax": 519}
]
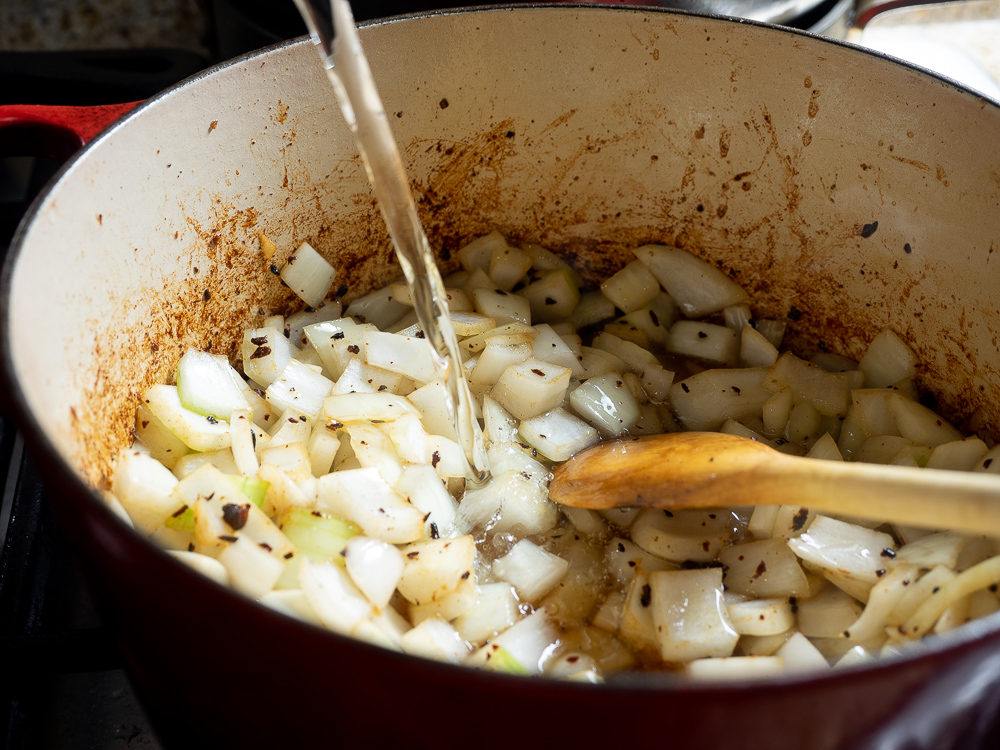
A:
[{"xmin": 548, "ymin": 431, "xmax": 1000, "ymax": 536}]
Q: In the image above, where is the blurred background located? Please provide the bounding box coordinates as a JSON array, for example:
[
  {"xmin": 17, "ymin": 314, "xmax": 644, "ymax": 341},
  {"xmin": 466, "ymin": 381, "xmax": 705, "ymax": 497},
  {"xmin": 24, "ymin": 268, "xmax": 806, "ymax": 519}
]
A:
[{"xmin": 0, "ymin": 1, "xmax": 998, "ymax": 748}]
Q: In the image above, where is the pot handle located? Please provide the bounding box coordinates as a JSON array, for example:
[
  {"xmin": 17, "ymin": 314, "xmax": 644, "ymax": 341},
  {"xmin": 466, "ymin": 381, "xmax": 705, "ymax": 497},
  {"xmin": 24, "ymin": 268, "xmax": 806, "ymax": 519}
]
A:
[
  {"xmin": 853, "ymin": 0, "xmax": 951, "ymax": 28},
  {"xmin": 0, "ymin": 102, "xmax": 142, "ymax": 160}
]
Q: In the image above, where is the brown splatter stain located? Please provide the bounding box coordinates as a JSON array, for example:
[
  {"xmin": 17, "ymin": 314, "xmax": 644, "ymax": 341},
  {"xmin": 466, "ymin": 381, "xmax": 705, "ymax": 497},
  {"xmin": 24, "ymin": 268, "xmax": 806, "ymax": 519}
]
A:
[
  {"xmin": 276, "ymin": 100, "xmax": 289, "ymax": 124},
  {"xmin": 539, "ymin": 109, "xmax": 579, "ymax": 137},
  {"xmin": 69, "ymin": 154, "xmax": 395, "ymax": 487},
  {"xmin": 936, "ymin": 165, "xmax": 949, "ymax": 186},
  {"xmin": 889, "ymin": 155, "xmax": 930, "ymax": 171},
  {"xmin": 804, "ymin": 76, "xmax": 812, "ymax": 88},
  {"xmin": 680, "ymin": 163, "xmax": 697, "ymax": 193},
  {"xmin": 802, "ymin": 131, "xmax": 812, "ymax": 147},
  {"xmin": 719, "ymin": 127, "xmax": 730, "ymax": 158},
  {"xmin": 75, "ymin": 199, "xmax": 275, "ymax": 486},
  {"xmin": 807, "ymin": 90, "xmax": 820, "ymax": 119},
  {"xmin": 694, "ymin": 123, "xmax": 705, "ymax": 140},
  {"xmin": 652, "ymin": 48, "xmax": 659, "ymax": 61}
]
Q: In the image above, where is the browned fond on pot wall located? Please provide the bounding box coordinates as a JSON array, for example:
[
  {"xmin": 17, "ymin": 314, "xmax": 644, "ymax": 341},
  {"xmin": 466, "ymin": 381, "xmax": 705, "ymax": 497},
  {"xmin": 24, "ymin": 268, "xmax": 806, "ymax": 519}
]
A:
[{"xmin": 7, "ymin": 8, "xmax": 1000, "ymax": 493}]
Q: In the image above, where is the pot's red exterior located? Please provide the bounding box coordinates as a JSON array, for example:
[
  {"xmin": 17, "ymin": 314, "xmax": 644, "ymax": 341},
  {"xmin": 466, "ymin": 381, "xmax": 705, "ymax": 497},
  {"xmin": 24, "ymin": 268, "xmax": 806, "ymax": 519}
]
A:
[
  {"xmin": 5, "ymin": 7, "xmax": 1000, "ymax": 749},
  {"xmin": 29, "ymin": 433, "xmax": 1000, "ymax": 749},
  {"xmin": 0, "ymin": 102, "xmax": 141, "ymax": 159}
]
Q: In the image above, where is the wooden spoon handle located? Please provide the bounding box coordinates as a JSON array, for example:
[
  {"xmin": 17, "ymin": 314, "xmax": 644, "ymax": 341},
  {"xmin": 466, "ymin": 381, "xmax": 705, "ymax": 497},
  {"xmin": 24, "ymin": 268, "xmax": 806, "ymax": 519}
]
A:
[
  {"xmin": 749, "ymin": 457, "xmax": 1000, "ymax": 535},
  {"xmin": 549, "ymin": 433, "xmax": 1000, "ymax": 536}
]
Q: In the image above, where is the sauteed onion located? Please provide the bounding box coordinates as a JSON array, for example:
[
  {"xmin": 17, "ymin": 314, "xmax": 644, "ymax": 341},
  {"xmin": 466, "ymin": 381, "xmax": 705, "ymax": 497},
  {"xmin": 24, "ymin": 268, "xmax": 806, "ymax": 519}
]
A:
[{"xmin": 108, "ymin": 231, "xmax": 1000, "ymax": 680}]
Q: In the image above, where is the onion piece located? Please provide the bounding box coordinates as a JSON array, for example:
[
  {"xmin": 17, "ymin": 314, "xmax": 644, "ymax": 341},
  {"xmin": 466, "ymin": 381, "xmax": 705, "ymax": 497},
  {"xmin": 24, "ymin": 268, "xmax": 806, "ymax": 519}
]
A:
[
  {"xmin": 344, "ymin": 286, "xmax": 410, "ymax": 330},
  {"xmin": 323, "ymin": 393, "xmax": 420, "ymax": 424},
  {"xmin": 717, "ymin": 538, "xmax": 810, "ymax": 597},
  {"xmin": 904, "ymin": 555, "xmax": 1000, "ymax": 637},
  {"xmin": 258, "ymin": 588, "xmax": 323, "ymax": 626},
  {"xmin": 218, "ymin": 536, "xmax": 286, "ymax": 598},
  {"xmin": 457, "ymin": 229, "xmax": 506, "ymax": 272},
  {"xmin": 840, "ymin": 563, "xmax": 919, "ymax": 641},
  {"xmin": 567, "ymin": 290, "xmax": 616, "ymax": 329},
  {"xmin": 491, "ymin": 357, "xmax": 572, "ymax": 421},
  {"xmin": 176, "ymin": 349, "xmax": 250, "ymax": 421},
  {"xmin": 634, "ymin": 244, "xmax": 749, "ymax": 317},
  {"xmin": 687, "ymin": 655, "xmax": 785, "ymax": 680},
  {"xmin": 266, "ymin": 359, "xmax": 333, "ymax": 418},
  {"xmin": 488, "ymin": 242, "xmax": 533, "ymax": 292},
  {"xmin": 569, "ymin": 372, "xmax": 640, "ymax": 437},
  {"xmin": 133, "ymin": 403, "xmax": 190, "ymax": 469},
  {"xmin": 522, "ymin": 268, "xmax": 580, "ymax": 323},
  {"xmin": 740, "ymin": 325, "xmax": 779, "ymax": 368},
  {"xmin": 632, "ymin": 508, "xmax": 735, "ymax": 564},
  {"xmin": 394, "ymin": 464, "xmax": 458, "ymax": 539},
  {"xmin": 796, "ymin": 585, "xmax": 863, "ymax": 638},
  {"xmin": 892, "ymin": 532, "xmax": 967, "ymax": 570},
  {"xmin": 169, "ymin": 550, "xmax": 229, "ymax": 586},
  {"xmin": 470, "ymin": 610, "xmax": 558, "ymax": 676},
  {"xmin": 762, "ymin": 352, "xmax": 856, "ymax": 417},
  {"xmin": 530, "ymin": 324, "xmax": 580, "ymax": 374},
  {"xmin": 143, "ymin": 384, "xmax": 231, "ymax": 452},
  {"xmin": 787, "ymin": 516, "xmax": 897, "ymax": 584},
  {"xmin": 396, "ymin": 535, "xmax": 476, "ymax": 605},
  {"xmin": 669, "ymin": 367, "xmax": 771, "ymax": 431},
  {"xmin": 600, "ymin": 260, "xmax": 660, "ymax": 314},
  {"xmin": 284, "ymin": 298, "xmax": 344, "ymax": 348},
  {"xmin": 665, "ymin": 321, "xmax": 738, "ymax": 366},
  {"xmin": 927, "ymin": 436, "xmax": 989, "ymax": 471},
  {"xmin": 317, "ymin": 467, "xmax": 424, "ymax": 544},
  {"xmin": 858, "ymin": 329, "xmax": 919, "ymax": 389},
  {"xmin": 242, "ymin": 326, "xmax": 297, "ymax": 387},
  {"xmin": 592, "ymin": 331, "xmax": 659, "ymax": 373},
  {"xmin": 111, "ymin": 449, "xmax": 181, "ymax": 534},
  {"xmin": 279, "ymin": 241, "xmax": 337, "ymax": 308},
  {"xmin": 887, "ymin": 392, "xmax": 963, "ymax": 447},
  {"xmin": 229, "ymin": 408, "xmax": 259, "ymax": 476},
  {"xmin": 727, "ymin": 598, "xmax": 796, "ymax": 636},
  {"xmin": 344, "ymin": 536, "xmax": 405, "ymax": 610},
  {"xmin": 518, "ymin": 407, "xmax": 599, "ymax": 462},
  {"xmin": 775, "ymin": 632, "xmax": 829, "ymax": 672},
  {"xmin": 648, "ymin": 568, "xmax": 739, "ymax": 662},
  {"xmin": 472, "ymin": 287, "xmax": 531, "ymax": 326},
  {"xmin": 492, "ymin": 540, "xmax": 568, "ymax": 602},
  {"xmin": 299, "ymin": 558, "xmax": 372, "ymax": 634},
  {"xmin": 400, "ymin": 617, "xmax": 471, "ymax": 664},
  {"xmin": 364, "ymin": 330, "xmax": 440, "ymax": 385},
  {"xmin": 470, "ymin": 339, "xmax": 532, "ymax": 386}
]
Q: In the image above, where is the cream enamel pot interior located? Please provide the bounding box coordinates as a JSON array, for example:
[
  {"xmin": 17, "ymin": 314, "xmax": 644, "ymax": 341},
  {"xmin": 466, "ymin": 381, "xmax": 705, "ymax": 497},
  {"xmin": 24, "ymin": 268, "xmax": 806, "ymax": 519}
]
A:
[{"xmin": 4, "ymin": 6, "xmax": 1000, "ymax": 749}]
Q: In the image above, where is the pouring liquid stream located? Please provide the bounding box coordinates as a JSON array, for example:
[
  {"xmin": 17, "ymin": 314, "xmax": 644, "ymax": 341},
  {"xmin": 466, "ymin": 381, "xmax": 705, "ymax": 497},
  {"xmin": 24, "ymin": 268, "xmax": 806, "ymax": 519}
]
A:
[{"xmin": 294, "ymin": 0, "xmax": 489, "ymax": 482}]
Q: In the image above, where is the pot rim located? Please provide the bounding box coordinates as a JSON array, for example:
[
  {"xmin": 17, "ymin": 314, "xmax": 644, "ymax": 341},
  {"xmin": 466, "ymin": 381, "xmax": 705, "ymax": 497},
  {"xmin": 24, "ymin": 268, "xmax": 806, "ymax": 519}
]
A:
[{"xmin": 2, "ymin": 2, "xmax": 1000, "ymax": 696}]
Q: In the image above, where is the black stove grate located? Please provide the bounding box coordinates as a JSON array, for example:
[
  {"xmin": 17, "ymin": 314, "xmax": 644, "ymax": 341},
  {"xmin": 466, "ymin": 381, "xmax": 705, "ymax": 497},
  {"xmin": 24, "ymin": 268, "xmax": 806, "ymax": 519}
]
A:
[
  {"xmin": 0, "ymin": 2, "xmax": 210, "ymax": 741},
  {"xmin": 0, "ymin": 417, "xmax": 161, "ymax": 748}
]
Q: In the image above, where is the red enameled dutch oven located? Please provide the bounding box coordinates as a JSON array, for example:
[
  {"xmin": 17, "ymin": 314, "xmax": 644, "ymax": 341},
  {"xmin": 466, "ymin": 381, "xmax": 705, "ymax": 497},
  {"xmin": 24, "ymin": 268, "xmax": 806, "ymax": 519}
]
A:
[{"xmin": 3, "ymin": 5, "xmax": 1000, "ymax": 749}]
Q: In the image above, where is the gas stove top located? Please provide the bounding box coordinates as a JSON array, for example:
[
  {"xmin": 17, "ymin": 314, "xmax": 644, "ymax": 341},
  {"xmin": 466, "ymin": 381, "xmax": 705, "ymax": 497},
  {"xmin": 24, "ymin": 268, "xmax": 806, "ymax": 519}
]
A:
[
  {"xmin": 1, "ymin": 0, "xmax": 205, "ymax": 739},
  {"xmin": 0, "ymin": 428, "xmax": 161, "ymax": 748}
]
